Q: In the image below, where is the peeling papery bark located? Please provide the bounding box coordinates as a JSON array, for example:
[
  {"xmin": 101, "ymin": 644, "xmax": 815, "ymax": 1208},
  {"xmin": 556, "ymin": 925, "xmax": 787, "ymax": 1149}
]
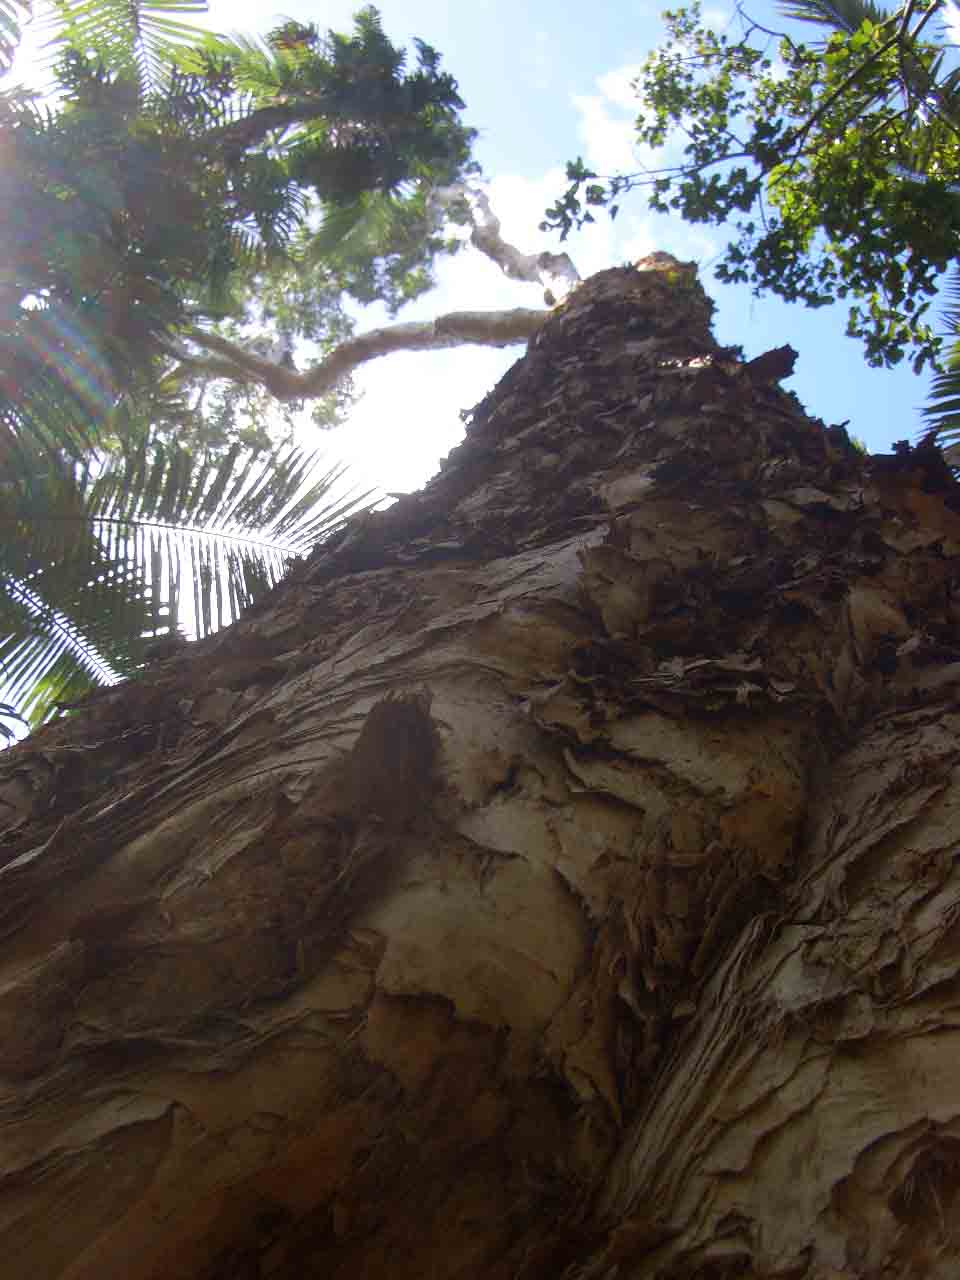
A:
[
  {"xmin": 594, "ymin": 708, "xmax": 960, "ymax": 1277},
  {"xmin": 3, "ymin": 256, "xmax": 960, "ymax": 1280}
]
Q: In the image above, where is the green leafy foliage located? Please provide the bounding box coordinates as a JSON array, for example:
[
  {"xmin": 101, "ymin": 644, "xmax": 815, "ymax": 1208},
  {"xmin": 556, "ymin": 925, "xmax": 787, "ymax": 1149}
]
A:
[
  {"xmin": 924, "ymin": 265, "xmax": 960, "ymax": 437},
  {"xmin": 42, "ymin": 0, "xmax": 212, "ymax": 94},
  {"xmin": 0, "ymin": 1, "xmax": 477, "ymax": 731},
  {"xmin": 1, "ymin": 2, "xmax": 476, "ymax": 459},
  {"xmin": 1, "ymin": 432, "xmax": 372, "ymax": 727},
  {"xmin": 545, "ymin": 0, "xmax": 960, "ymax": 375}
]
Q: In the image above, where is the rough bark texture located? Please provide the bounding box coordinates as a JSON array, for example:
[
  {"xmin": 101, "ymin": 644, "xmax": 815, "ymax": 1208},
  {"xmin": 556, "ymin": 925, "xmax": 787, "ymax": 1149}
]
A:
[{"xmin": 3, "ymin": 256, "xmax": 960, "ymax": 1280}]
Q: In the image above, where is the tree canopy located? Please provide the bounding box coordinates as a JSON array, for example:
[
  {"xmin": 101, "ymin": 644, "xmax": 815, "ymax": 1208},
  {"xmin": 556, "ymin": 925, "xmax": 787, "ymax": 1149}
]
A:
[
  {"xmin": 0, "ymin": 0, "xmax": 484, "ymax": 736},
  {"xmin": 2, "ymin": 1, "xmax": 478, "ymax": 454},
  {"xmin": 545, "ymin": 0, "xmax": 960, "ymax": 423}
]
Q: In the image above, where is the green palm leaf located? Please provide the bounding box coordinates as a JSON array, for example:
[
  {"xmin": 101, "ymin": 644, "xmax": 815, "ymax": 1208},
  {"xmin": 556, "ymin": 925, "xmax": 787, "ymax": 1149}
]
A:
[
  {"xmin": 923, "ymin": 264, "xmax": 960, "ymax": 445},
  {"xmin": 1, "ymin": 436, "xmax": 374, "ymax": 728},
  {"xmin": 0, "ymin": 579, "xmax": 128, "ymax": 722},
  {"xmin": 779, "ymin": 0, "xmax": 891, "ymax": 34},
  {"xmin": 0, "ymin": 700, "xmax": 27, "ymax": 744},
  {"xmin": 0, "ymin": 0, "xmax": 30, "ymax": 75},
  {"xmin": 42, "ymin": 0, "xmax": 213, "ymax": 94}
]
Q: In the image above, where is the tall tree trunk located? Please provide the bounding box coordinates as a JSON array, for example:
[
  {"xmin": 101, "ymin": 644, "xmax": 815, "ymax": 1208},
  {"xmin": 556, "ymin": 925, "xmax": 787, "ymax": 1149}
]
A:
[{"xmin": 2, "ymin": 256, "xmax": 960, "ymax": 1280}]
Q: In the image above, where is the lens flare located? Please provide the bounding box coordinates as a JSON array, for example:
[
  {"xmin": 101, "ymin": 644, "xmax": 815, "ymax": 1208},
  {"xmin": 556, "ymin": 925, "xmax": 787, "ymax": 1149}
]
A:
[{"xmin": 18, "ymin": 302, "xmax": 117, "ymax": 421}]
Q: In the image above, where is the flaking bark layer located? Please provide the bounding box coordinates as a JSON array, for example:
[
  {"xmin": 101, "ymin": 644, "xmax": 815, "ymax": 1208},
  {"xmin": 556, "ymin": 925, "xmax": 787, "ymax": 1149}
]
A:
[{"xmin": 2, "ymin": 258, "xmax": 960, "ymax": 1279}]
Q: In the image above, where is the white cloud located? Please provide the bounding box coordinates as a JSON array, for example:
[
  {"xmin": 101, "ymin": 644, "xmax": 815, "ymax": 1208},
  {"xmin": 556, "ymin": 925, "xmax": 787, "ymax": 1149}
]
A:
[
  {"xmin": 315, "ymin": 178, "xmax": 554, "ymax": 494},
  {"xmin": 945, "ymin": 0, "xmax": 960, "ymax": 44},
  {"xmin": 701, "ymin": 5, "xmax": 734, "ymax": 31},
  {"xmin": 595, "ymin": 65, "xmax": 644, "ymax": 111},
  {"xmin": 567, "ymin": 63, "xmax": 721, "ymax": 267},
  {"xmin": 571, "ymin": 61, "xmax": 671, "ymax": 179},
  {"xmin": 572, "ymin": 91, "xmax": 640, "ymax": 175},
  {"xmin": 487, "ymin": 170, "xmax": 657, "ymax": 283},
  {"xmin": 319, "ymin": 342, "xmax": 517, "ymax": 496}
]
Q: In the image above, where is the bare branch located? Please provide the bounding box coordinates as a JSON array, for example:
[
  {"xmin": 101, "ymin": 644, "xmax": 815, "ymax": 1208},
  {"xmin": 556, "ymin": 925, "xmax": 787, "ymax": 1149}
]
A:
[
  {"xmin": 183, "ymin": 306, "xmax": 550, "ymax": 403},
  {"xmin": 432, "ymin": 184, "xmax": 581, "ymax": 304},
  {"xmin": 164, "ymin": 184, "xmax": 576, "ymax": 407}
]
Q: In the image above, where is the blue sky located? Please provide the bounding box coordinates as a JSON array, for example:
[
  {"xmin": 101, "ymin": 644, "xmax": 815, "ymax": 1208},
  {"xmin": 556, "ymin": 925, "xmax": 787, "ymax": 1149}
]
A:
[{"xmin": 9, "ymin": 0, "xmax": 943, "ymax": 491}]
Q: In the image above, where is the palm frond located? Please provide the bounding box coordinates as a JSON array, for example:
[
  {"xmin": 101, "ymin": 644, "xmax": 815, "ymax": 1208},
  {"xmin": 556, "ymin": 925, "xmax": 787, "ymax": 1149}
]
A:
[
  {"xmin": 89, "ymin": 437, "xmax": 374, "ymax": 638},
  {"xmin": 0, "ymin": 448, "xmax": 155, "ymax": 725},
  {"xmin": 152, "ymin": 59, "xmax": 251, "ymax": 133},
  {"xmin": 310, "ymin": 194, "xmax": 396, "ymax": 260},
  {"xmin": 0, "ymin": 435, "xmax": 374, "ymax": 727},
  {"xmin": 922, "ymin": 263, "xmax": 960, "ymax": 444},
  {"xmin": 41, "ymin": 0, "xmax": 212, "ymax": 93},
  {"xmin": 0, "ymin": 574, "xmax": 129, "ymax": 724},
  {"xmin": 779, "ymin": 0, "xmax": 891, "ymax": 34},
  {"xmin": 0, "ymin": 0, "xmax": 30, "ymax": 75},
  {"xmin": 186, "ymin": 29, "xmax": 283, "ymax": 95},
  {"xmin": 0, "ymin": 700, "xmax": 27, "ymax": 744}
]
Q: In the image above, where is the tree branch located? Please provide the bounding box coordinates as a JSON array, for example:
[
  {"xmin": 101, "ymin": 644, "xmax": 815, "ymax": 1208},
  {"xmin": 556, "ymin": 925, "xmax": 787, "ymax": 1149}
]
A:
[
  {"xmin": 182, "ymin": 306, "xmax": 549, "ymax": 402},
  {"xmin": 166, "ymin": 183, "xmax": 579, "ymax": 407},
  {"xmin": 432, "ymin": 184, "xmax": 582, "ymax": 304}
]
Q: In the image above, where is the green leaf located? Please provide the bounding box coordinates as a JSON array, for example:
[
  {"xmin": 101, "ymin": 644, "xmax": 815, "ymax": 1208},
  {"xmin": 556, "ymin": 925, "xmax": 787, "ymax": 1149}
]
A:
[
  {"xmin": 0, "ymin": 0, "xmax": 30, "ymax": 73},
  {"xmin": 42, "ymin": 0, "xmax": 214, "ymax": 92},
  {"xmin": 550, "ymin": 0, "xmax": 960, "ymax": 370},
  {"xmin": 0, "ymin": 434, "xmax": 374, "ymax": 726},
  {"xmin": 779, "ymin": 0, "xmax": 891, "ymax": 35}
]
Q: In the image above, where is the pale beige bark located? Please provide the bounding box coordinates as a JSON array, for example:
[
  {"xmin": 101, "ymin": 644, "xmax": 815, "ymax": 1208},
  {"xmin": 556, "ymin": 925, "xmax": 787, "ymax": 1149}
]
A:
[
  {"xmin": 431, "ymin": 183, "xmax": 581, "ymax": 302},
  {"xmin": 181, "ymin": 305, "xmax": 548, "ymax": 401},
  {"xmin": 2, "ymin": 257, "xmax": 960, "ymax": 1280}
]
